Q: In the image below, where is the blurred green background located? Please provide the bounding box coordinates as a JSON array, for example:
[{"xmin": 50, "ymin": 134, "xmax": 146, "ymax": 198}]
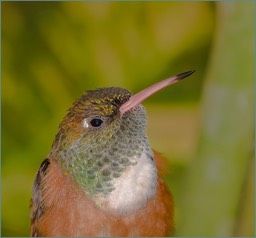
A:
[{"xmin": 2, "ymin": 1, "xmax": 254, "ymax": 236}]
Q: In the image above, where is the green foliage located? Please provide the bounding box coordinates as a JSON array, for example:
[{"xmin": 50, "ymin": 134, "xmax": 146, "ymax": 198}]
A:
[
  {"xmin": 2, "ymin": 1, "xmax": 253, "ymax": 236},
  {"xmin": 177, "ymin": 2, "xmax": 254, "ymax": 236}
]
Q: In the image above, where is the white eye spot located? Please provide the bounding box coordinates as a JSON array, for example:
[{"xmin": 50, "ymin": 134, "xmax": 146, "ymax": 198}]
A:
[{"xmin": 83, "ymin": 119, "xmax": 89, "ymax": 128}]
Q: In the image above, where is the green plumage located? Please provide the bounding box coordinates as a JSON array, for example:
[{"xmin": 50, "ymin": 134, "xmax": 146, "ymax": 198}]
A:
[{"xmin": 50, "ymin": 87, "xmax": 153, "ymax": 197}]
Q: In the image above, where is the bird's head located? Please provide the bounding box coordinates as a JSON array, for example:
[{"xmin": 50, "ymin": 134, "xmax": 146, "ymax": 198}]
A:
[{"xmin": 51, "ymin": 71, "xmax": 195, "ymax": 197}]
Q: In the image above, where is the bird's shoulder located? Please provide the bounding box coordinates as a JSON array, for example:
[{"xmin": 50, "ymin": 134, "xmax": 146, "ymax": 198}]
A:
[
  {"xmin": 30, "ymin": 156, "xmax": 86, "ymax": 236},
  {"xmin": 30, "ymin": 158, "xmax": 50, "ymax": 236}
]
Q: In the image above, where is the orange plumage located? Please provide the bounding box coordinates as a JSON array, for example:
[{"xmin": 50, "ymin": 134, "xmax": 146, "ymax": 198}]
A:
[{"xmin": 30, "ymin": 152, "xmax": 174, "ymax": 236}]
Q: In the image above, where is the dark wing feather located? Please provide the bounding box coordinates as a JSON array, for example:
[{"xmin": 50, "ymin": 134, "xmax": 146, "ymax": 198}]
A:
[{"xmin": 30, "ymin": 158, "xmax": 50, "ymax": 236}]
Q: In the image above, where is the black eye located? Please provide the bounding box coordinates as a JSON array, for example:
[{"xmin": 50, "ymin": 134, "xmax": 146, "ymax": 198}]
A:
[{"xmin": 90, "ymin": 118, "xmax": 103, "ymax": 127}]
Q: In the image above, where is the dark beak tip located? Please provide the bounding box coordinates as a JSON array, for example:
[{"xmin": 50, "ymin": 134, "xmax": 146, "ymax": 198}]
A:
[{"xmin": 177, "ymin": 70, "xmax": 196, "ymax": 80}]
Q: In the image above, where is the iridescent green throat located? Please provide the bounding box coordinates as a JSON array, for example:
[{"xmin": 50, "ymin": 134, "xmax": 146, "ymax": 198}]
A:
[{"xmin": 52, "ymin": 105, "xmax": 153, "ymax": 197}]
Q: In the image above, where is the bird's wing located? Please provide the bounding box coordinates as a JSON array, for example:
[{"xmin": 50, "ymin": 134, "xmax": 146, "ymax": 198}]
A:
[{"xmin": 30, "ymin": 158, "xmax": 50, "ymax": 236}]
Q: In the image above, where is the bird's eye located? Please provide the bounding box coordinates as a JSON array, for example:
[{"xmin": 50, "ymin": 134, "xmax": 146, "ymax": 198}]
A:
[{"xmin": 90, "ymin": 118, "xmax": 103, "ymax": 128}]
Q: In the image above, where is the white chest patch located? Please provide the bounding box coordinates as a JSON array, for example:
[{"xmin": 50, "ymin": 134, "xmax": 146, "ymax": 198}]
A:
[{"xmin": 95, "ymin": 152, "xmax": 157, "ymax": 216}]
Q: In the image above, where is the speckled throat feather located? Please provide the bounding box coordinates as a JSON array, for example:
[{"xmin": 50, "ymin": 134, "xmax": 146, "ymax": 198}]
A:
[{"xmin": 48, "ymin": 87, "xmax": 157, "ymax": 214}]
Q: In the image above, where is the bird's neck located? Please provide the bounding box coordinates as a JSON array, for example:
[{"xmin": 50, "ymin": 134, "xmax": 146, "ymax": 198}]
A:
[
  {"xmin": 52, "ymin": 134, "xmax": 157, "ymax": 215},
  {"xmin": 98, "ymin": 150, "xmax": 158, "ymax": 215}
]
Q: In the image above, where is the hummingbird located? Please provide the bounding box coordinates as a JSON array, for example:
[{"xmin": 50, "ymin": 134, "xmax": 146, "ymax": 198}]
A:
[{"xmin": 30, "ymin": 70, "xmax": 195, "ymax": 236}]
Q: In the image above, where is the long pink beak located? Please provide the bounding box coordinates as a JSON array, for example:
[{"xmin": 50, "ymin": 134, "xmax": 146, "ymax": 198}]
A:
[{"xmin": 119, "ymin": 70, "xmax": 195, "ymax": 115}]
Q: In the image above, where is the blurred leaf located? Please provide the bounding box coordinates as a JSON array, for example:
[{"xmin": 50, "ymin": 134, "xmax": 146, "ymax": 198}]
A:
[{"xmin": 177, "ymin": 2, "xmax": 254, "ymax": 236}]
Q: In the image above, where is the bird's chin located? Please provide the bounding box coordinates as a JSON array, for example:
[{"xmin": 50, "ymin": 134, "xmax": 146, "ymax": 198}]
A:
[{"xmin": 91, "ymin": 152, "xmax": 158, "ymax": 216}]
